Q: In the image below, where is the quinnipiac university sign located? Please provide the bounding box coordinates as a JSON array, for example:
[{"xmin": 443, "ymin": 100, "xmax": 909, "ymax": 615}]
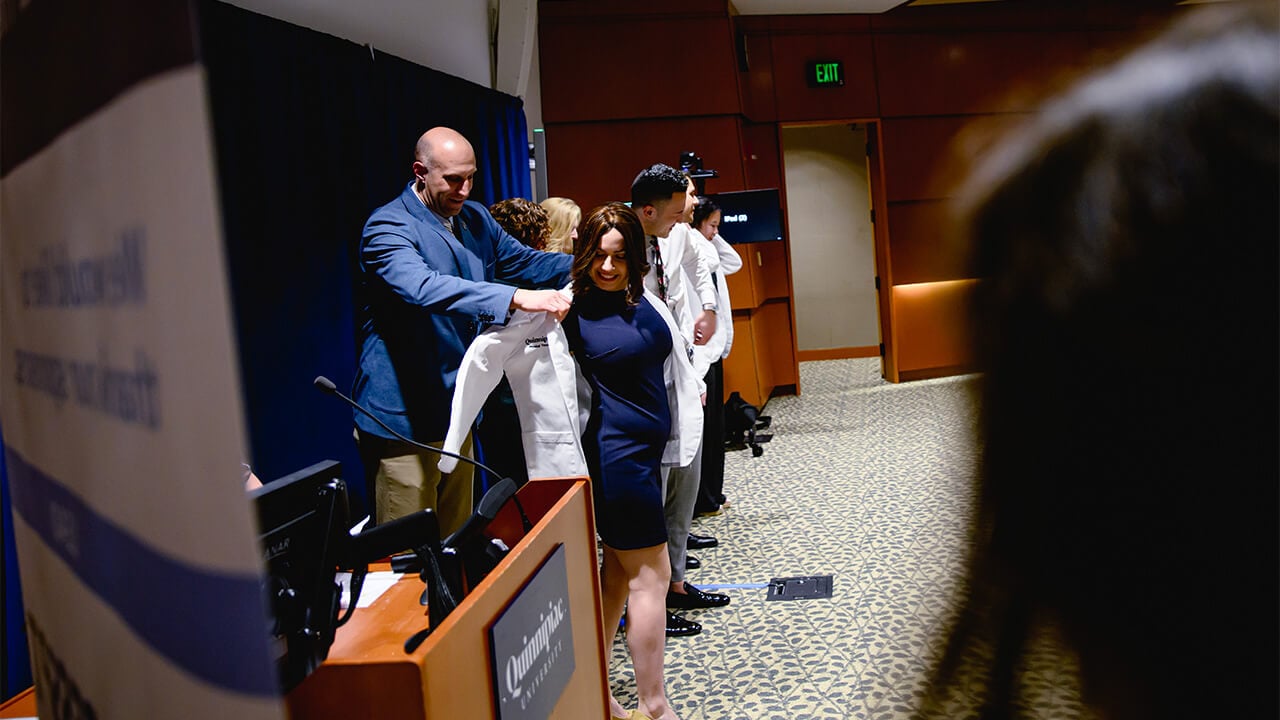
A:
[{"xmin": 489, "ymin": 544, "xmax": 575, "ymax": 720}]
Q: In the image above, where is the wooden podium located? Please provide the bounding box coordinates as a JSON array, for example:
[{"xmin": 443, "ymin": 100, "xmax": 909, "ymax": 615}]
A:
[{"xmin": 287, "ymin": 477, "xmax": 607, "ymax": 719}]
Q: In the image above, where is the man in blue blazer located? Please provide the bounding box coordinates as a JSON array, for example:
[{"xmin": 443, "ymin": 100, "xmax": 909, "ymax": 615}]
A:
[{"xmin": 353, "ymin": 127, "xmax": 572, "ymax": 534}]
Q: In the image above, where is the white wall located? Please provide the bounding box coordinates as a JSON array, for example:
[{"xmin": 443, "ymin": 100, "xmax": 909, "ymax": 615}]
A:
[
  {"xmin": 782, "ymin": 124, "xmax": 879, "ymax": 351},
  {"xmin": 524, "ymin": 30, "xmax": 544, "ymax": 133},
  {"xmin": 222, "ymin": 0, "xmax": 493, "ymax": 88}
]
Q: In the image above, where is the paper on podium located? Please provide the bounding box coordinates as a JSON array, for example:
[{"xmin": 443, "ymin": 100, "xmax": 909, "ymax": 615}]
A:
[{"xmin": 337, "ymin": 571, "xmax": 404, "ymax": 609}]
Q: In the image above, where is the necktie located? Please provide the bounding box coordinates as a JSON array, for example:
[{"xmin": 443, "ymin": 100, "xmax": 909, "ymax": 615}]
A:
[
  {"xmin": 447, "ymin": 216, "xmax": 463, "ymax": 241},
  {"xmin": 650, "ymin": 236, "xmax": 667, "ymax": 301}
]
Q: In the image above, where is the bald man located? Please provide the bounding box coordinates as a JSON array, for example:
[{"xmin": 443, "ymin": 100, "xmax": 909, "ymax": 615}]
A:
[{"xmin": 353, "ymin": 127, "xmax": 572, "ymax": 534}]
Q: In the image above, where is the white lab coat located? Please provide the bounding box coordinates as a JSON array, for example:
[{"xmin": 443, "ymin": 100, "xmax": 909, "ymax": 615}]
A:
[
  {"xmin": 437, "ymin": 288, "xmax": 588, "ymax": 479},
  {"xmin": 440, "ymin": 287, "xmax": 704, "ymax": 477},
  {"xmin": 641, "ymin": 289, "xmax": 706, "ymax": 467},
  {"xmin": 688, "ymin": 231, "xmax": 742, "ymax": 378},
  {"xmin": 644, "ymin": 223, "xmax": 718, "ymax": 346}
]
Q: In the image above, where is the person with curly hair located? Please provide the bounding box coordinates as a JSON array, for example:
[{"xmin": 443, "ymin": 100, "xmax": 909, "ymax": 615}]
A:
[{"xmin": 489, "ymin": 197, "xmax": 551, "ymax": 251}]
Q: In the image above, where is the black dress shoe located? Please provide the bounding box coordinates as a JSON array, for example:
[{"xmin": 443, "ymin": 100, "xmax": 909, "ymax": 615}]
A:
[
  {"xmin": 687, "ymin": 532, "xmax": 719, "ymax": 549},
  {"xmin": 665, "ymin": 611, "xmax": 701, "ymax": 637},
  {"xmin": 667, "ymin": 581, "xmax": 730, "ymax": 609},
  {"xmin": 685, "ymin": 555, "xmax": 701, "ymax": 570}
]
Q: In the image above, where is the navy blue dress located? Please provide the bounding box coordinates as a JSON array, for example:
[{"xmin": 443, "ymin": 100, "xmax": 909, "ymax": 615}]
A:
[{"xmin": 564, "ymin": 290, "xmax": 672, "ymax": 550}]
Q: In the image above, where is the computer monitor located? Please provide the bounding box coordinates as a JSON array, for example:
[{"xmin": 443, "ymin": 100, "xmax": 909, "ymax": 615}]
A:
[
  {"xmin": 705, "ymin": 188, "xmax": 784, "ymax": 244},
  {"xmin": 248, "ymin": 460, "xmax": 349, "ymax": 692}
]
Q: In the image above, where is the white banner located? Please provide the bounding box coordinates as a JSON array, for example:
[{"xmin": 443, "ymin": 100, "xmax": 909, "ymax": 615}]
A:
[{"xmin": 0, "ymin": 66, "xmax": 283, "ymax": 718}]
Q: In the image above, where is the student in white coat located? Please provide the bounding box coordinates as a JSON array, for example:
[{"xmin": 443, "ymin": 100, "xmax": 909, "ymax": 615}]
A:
[
  {"xmin": 630, "ymin": 165, "xmax": 730, "ymax": 634},
  {"xmin": 687, "ymin": 196, "xmax": 742, "ymax": 516}
]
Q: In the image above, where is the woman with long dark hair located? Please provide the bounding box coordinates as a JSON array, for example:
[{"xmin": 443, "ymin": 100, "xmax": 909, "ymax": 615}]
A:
[{"xmin": 563, "ymin": 202, "xmax": 702, "ymax": 720}]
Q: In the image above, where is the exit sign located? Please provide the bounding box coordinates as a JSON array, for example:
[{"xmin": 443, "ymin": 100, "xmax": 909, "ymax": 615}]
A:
[{"xmin": 806, "ymin": 60, "xmax": 845, "ymax": 88}]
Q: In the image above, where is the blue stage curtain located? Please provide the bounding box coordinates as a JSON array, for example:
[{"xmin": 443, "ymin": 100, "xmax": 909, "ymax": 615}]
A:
[
  {"xmin": 198, "ymin": 0, "xmax": 370, "ymax": 515},
  {"xmin": 197, "ymin": 0, "xmax": 534, "ymax": 516},
  {"xmin": 366, "ymin": 48, "xmax": 532, "ymax": 207}
]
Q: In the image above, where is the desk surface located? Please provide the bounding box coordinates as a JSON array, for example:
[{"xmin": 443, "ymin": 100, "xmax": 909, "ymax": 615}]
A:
[{"xmin": 0, "ymin": 688, "xmax": 35, "ymax": 719}]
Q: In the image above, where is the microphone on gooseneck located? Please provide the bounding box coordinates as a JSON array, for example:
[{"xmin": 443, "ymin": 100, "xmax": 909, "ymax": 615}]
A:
[
  {"xmin": 313, "ymin": 375, "xmax": 505, "ymax": 479},
  {"xmin": 312, "ymin": 376, "xmax": 533, "ymax": 535}
]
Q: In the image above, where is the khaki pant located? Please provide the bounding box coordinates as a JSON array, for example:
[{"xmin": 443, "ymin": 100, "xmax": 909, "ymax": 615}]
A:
[{"xmin": 357, "ymin": 430, "xmax": 474, "ymax": 538}]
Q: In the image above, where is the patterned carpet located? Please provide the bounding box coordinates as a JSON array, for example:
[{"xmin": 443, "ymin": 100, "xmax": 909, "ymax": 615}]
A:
[{"xmin": 606, "ymin": 358, "xmax": 1087, "ymax": 720}]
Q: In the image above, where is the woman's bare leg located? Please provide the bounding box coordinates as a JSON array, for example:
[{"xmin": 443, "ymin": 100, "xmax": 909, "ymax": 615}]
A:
[
  {"xmin": 612, "ymin": 543, "xmax": 679, "ymax": 720},
  {"xmin": 600, "ymin": 546, "xmax": 631, "ymax": 718}
]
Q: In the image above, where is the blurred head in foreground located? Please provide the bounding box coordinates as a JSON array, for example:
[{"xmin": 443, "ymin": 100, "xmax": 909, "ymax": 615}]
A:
[{"xmin": 925, "ymin": 5, "xmax": 1279, "ymax": 719}]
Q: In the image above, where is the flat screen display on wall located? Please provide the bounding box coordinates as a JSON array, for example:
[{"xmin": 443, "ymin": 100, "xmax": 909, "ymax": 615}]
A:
[{"xmin": 706, "ymin": 188, "xmax": 784, "ymax": 244}]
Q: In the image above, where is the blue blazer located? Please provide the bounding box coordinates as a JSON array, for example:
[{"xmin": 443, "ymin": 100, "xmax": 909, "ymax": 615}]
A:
[{"xmin": 353, "ymin": 182, "xmax": 573, "ymax": 442}]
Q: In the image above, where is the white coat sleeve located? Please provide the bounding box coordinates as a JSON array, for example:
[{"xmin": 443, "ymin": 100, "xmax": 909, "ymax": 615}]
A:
[
  {"xmin": 644, "ymin": 290, "xmax": 705, "ymax": 467},
  {"xmin": 437, "ymin": 318, "xmax": 523, "ymax": 473},
  {"xmin": 689, "ymin": 322, "xmax": 714, "ymax": 379},
  {"xmin": 714, "ymin": 234, "xmax": 743, "ymax": 275},
  {"xmin": 675, "ymin": 224, "xmax": 718, "ymax": 310}
]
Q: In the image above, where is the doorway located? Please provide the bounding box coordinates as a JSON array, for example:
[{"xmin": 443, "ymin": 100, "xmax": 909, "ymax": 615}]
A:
[{"xmin": 780, "ymin": 122, "xmax": 881, "ymax": 368}]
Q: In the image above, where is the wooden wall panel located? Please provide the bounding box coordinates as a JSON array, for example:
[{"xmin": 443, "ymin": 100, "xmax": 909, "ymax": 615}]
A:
[
  {"xmin": 725, "ymin": 244, "xmax": 756, "ymax": 310},
  {"xmin": 880, "ymin": 113, "xmax": 1026, "ymax": 203},
  {"xmin": 1082, "ymin": 3, "xmax": 1191, "ymax": 32},
  {"xmin": 886, "ymin": 200, "xmax": 969, "ymax": 285},
  {"xmin": 740, "ymin": 121, "xmax": 781, "ymax": 190},
  {"xmin": 891, "ymin": 279, "xmax": 976, "ymax": 374},
  {"xmin": 539, "ymin": 6, "xmax": 737, "ymax": 123},
  {"xmin": 543, "ymin": 116, "xmax": 744, "ymax": 212},
  {"xmin": 880, "ymin": 116, "xmax": 968, "ymax": 203},
  {"xmin": 724, "ymin": 316, "xmax": 761, "ymax": 408},
  {"xmin": 738, "ymin": 31, "xmax": 777, "ymax": 122},
  {"xmin": 756, "ymin": 241, "xmax": 790, "ymax": 301},
  {"xmin": 540, "ymin": 0, "xmax": 1180, "ymax": 385},
  {"xmin": 764, "ymin": 15, "xmax": 871, "ymax": 33},
  {"xmin": 869, "ymin": 3, "xmax": 1076, "ymax": 33},
  {"xmin": 874, "ymin": 31, "xmax": 1092, "ymax": 117},
  {"xmin": 769, "ymin": 33, "xmax": 878, "ymax": 122},
  {"xmin": 757, "ymin": 300, "xmax": 798, "ymax": 389}
]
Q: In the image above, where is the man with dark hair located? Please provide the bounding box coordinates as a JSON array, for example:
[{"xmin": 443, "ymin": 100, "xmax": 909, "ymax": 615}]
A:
[
  {"xmin": 353, "ymin": 126, "xmax": 572, "ymax": 536},
  {"xmin": 629, "ymin": 164, "xmax": 729, "ymax": 637},
  {"xmin": 629, "ymin": 164, "xmax": 717, "ymax": 351}
]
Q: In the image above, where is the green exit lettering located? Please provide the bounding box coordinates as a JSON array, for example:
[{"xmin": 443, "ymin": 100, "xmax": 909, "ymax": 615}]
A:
[{"xmin": 808, "ymin": 61, "xmax": 844, "ymax": 88}]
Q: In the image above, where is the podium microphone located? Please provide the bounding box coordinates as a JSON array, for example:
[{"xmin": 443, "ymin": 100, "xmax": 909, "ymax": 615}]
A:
[
  {"xmin": 314, "ymin": 375, "xmax": 535, "ymax": 653},
  {"xmin": 313, "ymin": 375, "xmax": 507, "ymax": 480},
  {"xmin": 312, "ymin": 376, "xmax": 533, "ymax": 535},
  {"xmin": 443, "ymin": 477, "xmax": 515, "ymax": 550}
]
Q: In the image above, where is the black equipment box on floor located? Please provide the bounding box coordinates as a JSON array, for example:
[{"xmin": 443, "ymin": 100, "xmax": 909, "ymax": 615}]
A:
[{"xmin": 766, "ymin": 575, "xmax": 833, "ymax": 601}]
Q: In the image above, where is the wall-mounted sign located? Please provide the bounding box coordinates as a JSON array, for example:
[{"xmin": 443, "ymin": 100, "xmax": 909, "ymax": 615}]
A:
[{"xmin": 806, "ymin": 60, "xmax": 845, "ymax": 88}]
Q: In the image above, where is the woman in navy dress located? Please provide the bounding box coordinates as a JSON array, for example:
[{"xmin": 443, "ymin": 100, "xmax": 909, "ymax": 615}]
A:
[{"xmin": 563, "ymin": 203, "xmax": 681, "ymax": 720}]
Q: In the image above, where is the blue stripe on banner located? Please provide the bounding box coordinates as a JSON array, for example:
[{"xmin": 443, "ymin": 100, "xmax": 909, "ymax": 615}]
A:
[{"xmin": 4, "ymin": 446, "xmax": 278, "ymax": 697}]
